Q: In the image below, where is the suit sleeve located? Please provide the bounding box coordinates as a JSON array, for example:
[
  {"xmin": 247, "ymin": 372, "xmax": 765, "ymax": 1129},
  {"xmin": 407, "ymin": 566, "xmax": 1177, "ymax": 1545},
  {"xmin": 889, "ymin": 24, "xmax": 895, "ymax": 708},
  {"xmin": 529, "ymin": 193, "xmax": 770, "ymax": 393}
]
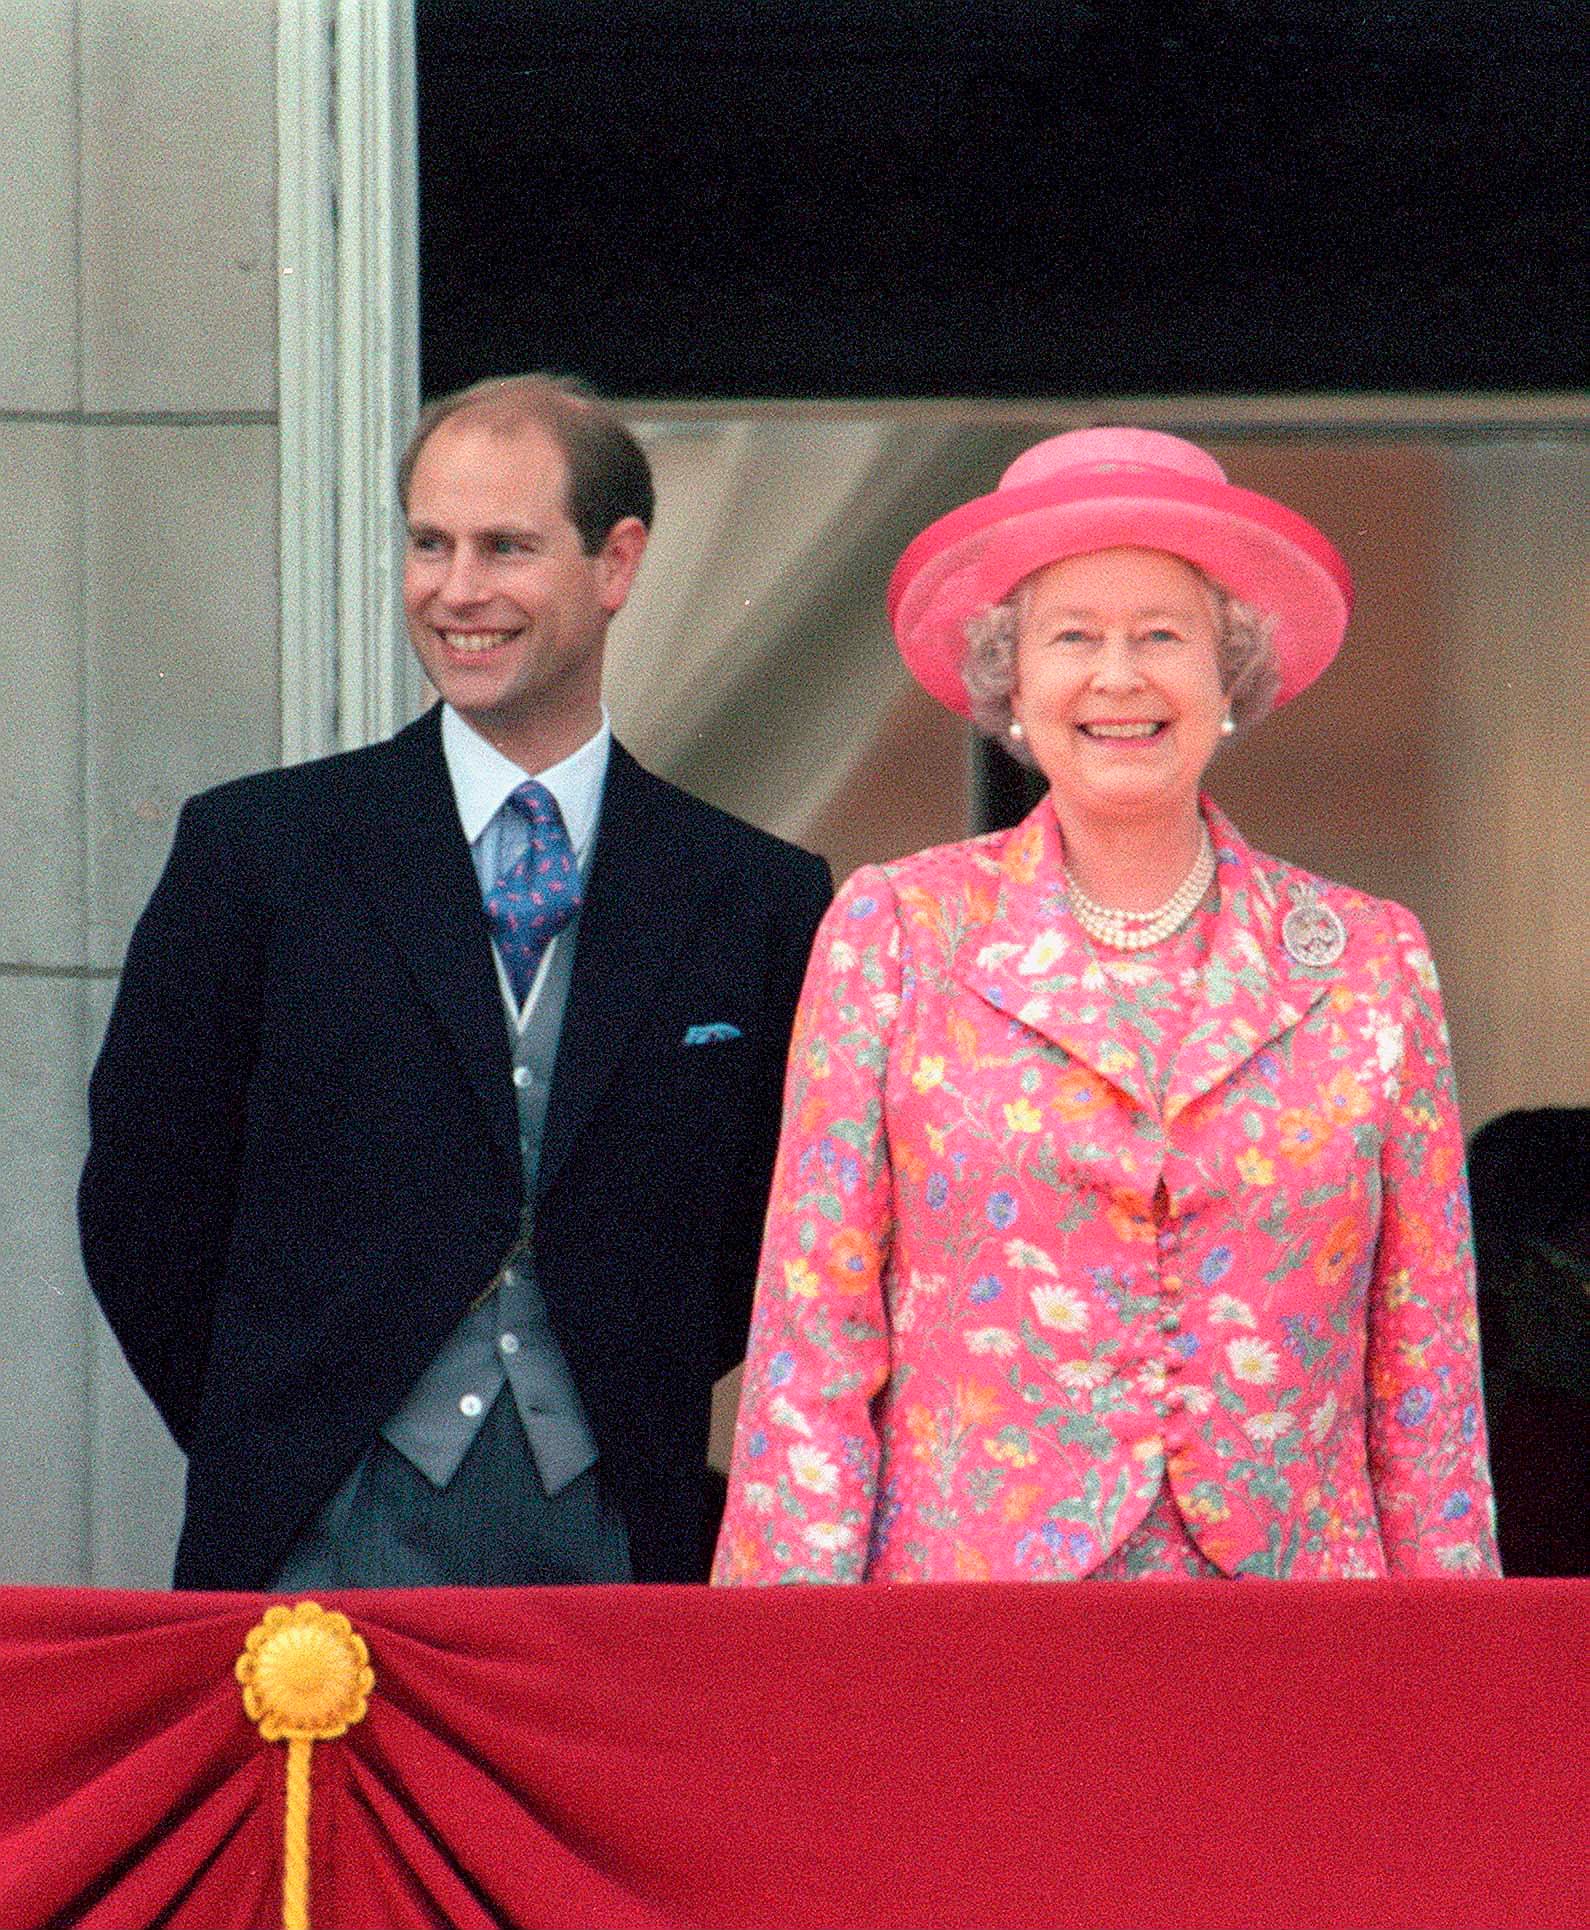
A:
[
  {"xmin": 708, "ymin": 849, "xmax": 834, "ymax": 1380},
  {"xmin": 713, "ymin": 867, "xmax": 901, "ymax": 1584},
  {"xmin": 78, "ymin": 796, "xmax": 267, "ymax": 1449},
  {"xmin": 1365, "ymin": 907, "xmax": 1501, "ymax": 1574}
]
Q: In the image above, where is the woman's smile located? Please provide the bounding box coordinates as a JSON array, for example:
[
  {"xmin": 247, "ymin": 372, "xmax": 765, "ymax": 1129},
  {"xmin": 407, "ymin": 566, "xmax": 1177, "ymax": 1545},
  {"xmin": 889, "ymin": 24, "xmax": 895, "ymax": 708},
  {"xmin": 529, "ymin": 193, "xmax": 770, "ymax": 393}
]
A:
[{"xmin": 1077, "ymin": 718, "xmax": 1170, "ymax": 742}]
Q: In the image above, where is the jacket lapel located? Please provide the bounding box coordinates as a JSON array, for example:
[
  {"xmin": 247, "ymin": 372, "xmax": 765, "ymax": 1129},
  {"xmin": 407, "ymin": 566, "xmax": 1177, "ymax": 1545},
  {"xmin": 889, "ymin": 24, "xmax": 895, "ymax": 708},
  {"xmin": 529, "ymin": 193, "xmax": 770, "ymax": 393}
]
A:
[
  {"xmin": 1161, "ymin": 804, "xmax": 1344, "ymax": 1123},
  {"xmin": 354, "ymin": 709, "xmax": 520, "ymax": 1159},
  {"xmin": 536, "ymin": 742, "xmax": 721, "ymax": 1198},
  {"xmin": 949, "ymin": 797, "xmax": 1346, "ymax": 1124},
  {"xmin": 949, "ymin": 802, "xmax": 1159, "ymax": 1115}
]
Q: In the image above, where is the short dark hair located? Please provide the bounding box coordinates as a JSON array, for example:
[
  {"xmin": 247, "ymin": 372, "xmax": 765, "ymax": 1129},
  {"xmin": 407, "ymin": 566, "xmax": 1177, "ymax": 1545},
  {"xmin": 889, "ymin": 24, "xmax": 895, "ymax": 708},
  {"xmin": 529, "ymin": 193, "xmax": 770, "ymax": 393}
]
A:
[{"xmin": 397, "ymin": 372, "xmax": 654, "ymax": 553}]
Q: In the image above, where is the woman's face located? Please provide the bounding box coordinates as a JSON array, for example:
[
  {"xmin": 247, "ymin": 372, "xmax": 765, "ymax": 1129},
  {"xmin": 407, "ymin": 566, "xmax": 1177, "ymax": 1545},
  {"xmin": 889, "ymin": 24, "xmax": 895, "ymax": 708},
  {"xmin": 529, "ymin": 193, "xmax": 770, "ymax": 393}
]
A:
[{"xmin": 1011, "ymin": 546, "xmax": 1227, "ymax": 827}]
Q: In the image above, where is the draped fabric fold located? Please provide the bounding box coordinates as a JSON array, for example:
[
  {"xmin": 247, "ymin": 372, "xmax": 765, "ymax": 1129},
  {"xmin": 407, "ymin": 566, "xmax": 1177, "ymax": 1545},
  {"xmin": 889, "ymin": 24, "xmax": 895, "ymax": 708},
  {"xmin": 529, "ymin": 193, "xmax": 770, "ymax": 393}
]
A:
[{"xmin": 1, "ymin": 1581, "xmax": 1585, "ymax": 1930}]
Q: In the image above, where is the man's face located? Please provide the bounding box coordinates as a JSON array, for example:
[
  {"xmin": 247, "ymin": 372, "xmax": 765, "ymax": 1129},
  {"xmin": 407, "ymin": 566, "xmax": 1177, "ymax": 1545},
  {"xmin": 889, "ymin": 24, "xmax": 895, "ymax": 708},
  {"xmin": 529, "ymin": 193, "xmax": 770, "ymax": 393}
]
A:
[{"xmin": 402, "ymin": 415, "xmax": 646, "ymax": 769}]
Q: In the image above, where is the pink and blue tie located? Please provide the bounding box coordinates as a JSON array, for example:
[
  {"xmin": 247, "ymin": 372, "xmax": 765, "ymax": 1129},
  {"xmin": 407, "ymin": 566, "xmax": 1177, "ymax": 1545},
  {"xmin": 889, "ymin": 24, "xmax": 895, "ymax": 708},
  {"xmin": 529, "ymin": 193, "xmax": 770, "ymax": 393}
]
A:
[{"xmin": 484, "ymin": 781, "xmax": 583, "ymax": 1005}]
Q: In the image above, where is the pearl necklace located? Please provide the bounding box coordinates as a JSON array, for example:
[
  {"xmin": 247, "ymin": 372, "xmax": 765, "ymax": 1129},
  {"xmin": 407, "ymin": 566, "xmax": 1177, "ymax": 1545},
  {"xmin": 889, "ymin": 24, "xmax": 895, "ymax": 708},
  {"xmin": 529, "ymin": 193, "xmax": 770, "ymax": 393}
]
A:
[{"xmin": 1065, "ymin": 826, "xmax": 1217, "ymax": 951}]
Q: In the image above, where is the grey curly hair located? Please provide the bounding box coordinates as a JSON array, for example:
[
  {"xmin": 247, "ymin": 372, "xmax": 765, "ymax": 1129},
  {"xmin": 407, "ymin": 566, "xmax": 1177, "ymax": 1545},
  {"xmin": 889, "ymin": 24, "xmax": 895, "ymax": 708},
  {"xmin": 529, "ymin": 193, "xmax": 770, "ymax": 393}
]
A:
[{"xmin": 961, "ymin": 567, "xmax": 1280, "ymax": 766}]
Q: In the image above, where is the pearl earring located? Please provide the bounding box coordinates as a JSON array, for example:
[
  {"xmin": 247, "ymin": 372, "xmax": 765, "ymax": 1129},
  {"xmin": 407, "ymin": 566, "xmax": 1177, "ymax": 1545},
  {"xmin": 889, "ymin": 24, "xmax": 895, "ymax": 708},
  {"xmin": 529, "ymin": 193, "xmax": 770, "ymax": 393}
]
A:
[
  {"xmin": 1220, "ymin": 714, "xmax": 1236, "ymax": 738},
  {"xmin": 1008, "ymin": 719, "xmax": 1026, "ymax": 743}
]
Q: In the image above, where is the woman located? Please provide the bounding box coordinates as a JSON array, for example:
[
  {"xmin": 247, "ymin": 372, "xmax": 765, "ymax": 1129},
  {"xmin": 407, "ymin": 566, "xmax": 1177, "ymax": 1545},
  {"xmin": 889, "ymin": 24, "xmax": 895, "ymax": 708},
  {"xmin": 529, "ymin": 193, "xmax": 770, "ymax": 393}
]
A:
[{"xmin": 713, "ymin": 427, "xmax": 1498, "ymax": 1583}]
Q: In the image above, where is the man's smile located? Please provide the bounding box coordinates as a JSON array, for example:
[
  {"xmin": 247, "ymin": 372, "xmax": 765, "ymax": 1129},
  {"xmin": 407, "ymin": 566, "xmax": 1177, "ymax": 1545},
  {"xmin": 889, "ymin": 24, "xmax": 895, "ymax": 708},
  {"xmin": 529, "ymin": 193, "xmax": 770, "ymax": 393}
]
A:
[{"xmin": 436, "ymin": 627, "xmax": 519, "ymax": 655}]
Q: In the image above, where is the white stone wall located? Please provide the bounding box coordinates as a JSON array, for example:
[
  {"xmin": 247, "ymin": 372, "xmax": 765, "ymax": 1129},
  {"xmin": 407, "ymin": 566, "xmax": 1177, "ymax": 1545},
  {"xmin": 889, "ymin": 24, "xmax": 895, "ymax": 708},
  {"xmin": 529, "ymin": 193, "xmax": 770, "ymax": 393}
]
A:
[{"xmin": 1, "ymin": 0, "xmax": 280, "ymax": 1584}]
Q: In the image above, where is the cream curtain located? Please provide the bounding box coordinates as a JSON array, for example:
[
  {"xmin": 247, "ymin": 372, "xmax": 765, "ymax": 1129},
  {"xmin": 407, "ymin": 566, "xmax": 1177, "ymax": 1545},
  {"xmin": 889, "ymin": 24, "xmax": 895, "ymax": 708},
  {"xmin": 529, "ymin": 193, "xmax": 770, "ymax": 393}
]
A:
[{"xmin": 607, "ymin": 415, "xmax": 1025, "ymax": 842}]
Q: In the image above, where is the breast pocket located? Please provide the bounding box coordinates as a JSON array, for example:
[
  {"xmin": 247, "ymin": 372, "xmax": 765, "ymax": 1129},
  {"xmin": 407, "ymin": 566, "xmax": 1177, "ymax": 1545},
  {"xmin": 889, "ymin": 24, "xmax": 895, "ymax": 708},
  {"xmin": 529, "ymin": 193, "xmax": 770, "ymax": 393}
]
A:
[
  {"xmin": 643, "ymin": 1031, "xmax": 756, "ymax": 1101},
  {"xmin": 607, "ymin": 1031, "xmax": 761, "ymax": 1184}
]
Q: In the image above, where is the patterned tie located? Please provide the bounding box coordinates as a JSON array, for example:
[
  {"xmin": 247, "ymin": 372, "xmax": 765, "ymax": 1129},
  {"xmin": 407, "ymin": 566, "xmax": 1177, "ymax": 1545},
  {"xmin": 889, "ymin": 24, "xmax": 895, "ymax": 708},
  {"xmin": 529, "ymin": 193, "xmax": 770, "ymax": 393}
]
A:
[{"xmin": 483, "ymin": 780, "xmax": 583, "ymax": 1005}]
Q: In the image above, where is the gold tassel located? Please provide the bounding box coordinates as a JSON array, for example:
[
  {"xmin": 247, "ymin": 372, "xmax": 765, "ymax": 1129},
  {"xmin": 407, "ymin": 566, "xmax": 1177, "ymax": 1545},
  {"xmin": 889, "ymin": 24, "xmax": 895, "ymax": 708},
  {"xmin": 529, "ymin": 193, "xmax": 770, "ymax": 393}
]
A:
[{"xmin": 237, "ymin": 1602, "xmax": 375, "ymax": 1930}]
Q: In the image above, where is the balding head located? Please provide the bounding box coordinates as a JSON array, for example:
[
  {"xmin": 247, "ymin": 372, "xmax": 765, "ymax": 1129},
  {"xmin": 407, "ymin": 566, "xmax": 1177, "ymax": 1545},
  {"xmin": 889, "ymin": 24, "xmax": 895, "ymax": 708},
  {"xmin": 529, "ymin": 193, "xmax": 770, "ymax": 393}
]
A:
[{"xmin": 398, "ymin": 373, "xmax": 654, "ymax": 554}]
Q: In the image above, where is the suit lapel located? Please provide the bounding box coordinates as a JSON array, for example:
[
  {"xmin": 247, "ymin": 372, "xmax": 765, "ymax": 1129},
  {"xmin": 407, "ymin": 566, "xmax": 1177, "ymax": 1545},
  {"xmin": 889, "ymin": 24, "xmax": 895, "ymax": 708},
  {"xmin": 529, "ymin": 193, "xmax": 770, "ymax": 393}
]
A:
[
  {"xmin": 537, "ymin": 742, "xmax": 722, "ymax": 1197},
  {"xmin": 354, "ymin": 709, "xmax": 520, "ymax": 1159}
]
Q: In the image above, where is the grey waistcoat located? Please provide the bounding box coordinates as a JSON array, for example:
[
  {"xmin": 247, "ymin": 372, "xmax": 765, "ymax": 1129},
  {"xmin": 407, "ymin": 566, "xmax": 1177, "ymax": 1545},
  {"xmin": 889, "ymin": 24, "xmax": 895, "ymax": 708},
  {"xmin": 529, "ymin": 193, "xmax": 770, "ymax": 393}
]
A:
[{"xmin": 379, "ymin": 921, "xmax": 600, "ymax": 1495}]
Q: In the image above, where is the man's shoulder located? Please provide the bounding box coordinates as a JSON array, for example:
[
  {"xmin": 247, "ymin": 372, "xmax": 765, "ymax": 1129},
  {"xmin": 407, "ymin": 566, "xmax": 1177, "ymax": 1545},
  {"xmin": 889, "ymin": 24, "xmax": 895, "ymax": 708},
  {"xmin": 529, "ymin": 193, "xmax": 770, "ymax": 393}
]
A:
[
  {"xmin": 180, "ymin": 713, "xmax": 436, "ymax": 835},
  {"xmin": 607, "ymin": 743, "xmax": 831, "ymax": 888}
]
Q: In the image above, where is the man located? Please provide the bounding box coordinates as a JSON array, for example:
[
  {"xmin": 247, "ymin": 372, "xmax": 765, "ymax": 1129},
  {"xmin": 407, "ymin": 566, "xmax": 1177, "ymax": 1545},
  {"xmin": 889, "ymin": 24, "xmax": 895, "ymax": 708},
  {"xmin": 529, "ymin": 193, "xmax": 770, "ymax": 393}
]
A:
[{"xmin": 79, "ymin": 375, "xmax": 832, "ymax": 1590}]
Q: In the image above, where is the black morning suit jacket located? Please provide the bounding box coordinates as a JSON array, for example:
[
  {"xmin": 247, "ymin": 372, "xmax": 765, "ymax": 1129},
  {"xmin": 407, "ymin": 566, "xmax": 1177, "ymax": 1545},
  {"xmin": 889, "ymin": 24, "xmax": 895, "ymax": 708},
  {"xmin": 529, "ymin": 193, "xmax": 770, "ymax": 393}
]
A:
[{"xmin": 79, "ymin": 707, "xmax": 833, "ymax": 1590}]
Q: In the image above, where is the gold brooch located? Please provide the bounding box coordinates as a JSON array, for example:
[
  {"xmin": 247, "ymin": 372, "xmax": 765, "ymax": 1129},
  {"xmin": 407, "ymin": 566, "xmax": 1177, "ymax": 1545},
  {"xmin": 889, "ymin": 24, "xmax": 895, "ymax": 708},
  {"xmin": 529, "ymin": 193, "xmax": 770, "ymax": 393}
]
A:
[
  {"xmin": 237, "ymin": 1599, "xmax": 373, "ymax": 1740},
  {"xmin": 237, "ymin": 1601, "xmax": 374, "ymax": 1930}
]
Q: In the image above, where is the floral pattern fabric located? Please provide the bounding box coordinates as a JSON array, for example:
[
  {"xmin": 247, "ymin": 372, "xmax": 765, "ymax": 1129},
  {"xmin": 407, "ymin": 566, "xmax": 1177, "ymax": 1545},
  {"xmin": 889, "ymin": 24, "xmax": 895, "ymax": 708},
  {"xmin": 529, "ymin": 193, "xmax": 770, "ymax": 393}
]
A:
[
  {"xmin": 1048, "ymin": 884, "xmax": 1227, "ymax": 1580},
  {"xmin": 713, "ymin": 797, "xmax": 1499, "ymax": 1584},
  {"xmin": 1088, "ymin": 1478, "xmax": 1225, "ymax": 1580}
]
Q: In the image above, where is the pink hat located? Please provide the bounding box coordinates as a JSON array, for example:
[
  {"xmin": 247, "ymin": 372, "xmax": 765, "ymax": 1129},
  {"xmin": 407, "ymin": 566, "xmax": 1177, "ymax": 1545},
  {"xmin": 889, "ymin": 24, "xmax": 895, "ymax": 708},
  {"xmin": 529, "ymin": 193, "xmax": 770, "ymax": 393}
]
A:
[{"xmin": 887, "ymin": 427, "xmax": 1353, "ymax": 716}]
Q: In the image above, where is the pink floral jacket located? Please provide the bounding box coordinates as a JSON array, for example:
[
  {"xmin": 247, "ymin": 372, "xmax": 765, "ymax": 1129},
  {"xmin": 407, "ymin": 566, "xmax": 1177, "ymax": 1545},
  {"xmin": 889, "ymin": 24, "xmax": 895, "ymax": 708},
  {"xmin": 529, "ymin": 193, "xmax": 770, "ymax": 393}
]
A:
[{"xmin": 714, "ymin": 799, "xmax": 1499, "ymax": 1583}]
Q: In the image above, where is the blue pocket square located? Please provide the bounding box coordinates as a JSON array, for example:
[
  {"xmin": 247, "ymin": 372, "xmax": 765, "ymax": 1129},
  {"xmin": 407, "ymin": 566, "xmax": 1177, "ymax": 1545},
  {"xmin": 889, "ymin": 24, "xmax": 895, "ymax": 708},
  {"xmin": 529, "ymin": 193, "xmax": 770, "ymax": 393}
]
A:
[{"xmin": 682, "ymin": 1021, "xmax": 743, "ymax": 1046}]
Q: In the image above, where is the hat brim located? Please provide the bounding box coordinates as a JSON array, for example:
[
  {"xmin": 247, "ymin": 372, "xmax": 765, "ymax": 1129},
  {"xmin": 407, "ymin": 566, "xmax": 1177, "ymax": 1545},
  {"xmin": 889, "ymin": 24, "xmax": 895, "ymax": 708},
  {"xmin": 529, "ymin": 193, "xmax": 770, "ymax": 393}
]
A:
[{"xmin": 888, "ymin": 469, "xmax": 1353, "ymax": 716}]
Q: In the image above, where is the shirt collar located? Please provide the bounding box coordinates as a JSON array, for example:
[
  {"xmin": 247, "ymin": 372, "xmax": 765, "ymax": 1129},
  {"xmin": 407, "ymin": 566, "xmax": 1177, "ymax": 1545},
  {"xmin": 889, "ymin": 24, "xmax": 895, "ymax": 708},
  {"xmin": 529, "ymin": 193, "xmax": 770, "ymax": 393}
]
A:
[{"xmin": 440, "ymin": 703, "xmax": 611, "ymax": 863}]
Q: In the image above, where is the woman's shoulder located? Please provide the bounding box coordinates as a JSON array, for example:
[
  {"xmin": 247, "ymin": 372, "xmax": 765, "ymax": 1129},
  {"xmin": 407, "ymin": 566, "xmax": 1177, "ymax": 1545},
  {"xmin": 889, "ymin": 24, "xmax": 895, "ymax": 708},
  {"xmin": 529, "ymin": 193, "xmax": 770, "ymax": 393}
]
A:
[
  {"xmin": 1216, "ymin": 808, "xmax": 1436, "ymax": 970},
  {"xmin": 830, "ymin": 825, "xmax": 1016, "ymax": 918}
]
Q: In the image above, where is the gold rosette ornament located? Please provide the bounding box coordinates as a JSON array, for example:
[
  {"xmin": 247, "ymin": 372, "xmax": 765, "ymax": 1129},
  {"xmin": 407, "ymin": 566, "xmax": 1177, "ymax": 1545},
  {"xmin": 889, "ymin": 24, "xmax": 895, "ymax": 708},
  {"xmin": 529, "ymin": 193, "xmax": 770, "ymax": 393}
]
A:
[{"xmin": 237, "ymin": 1602, "xmax": 375, "ymax": 1930}]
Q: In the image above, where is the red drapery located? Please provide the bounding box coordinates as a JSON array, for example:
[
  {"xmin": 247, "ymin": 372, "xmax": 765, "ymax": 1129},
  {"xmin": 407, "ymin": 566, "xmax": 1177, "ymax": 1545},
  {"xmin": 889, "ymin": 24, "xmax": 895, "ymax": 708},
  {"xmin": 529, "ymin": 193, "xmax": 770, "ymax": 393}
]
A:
[{"xmin": 1, "ymin": 1580, "xmax": 1585, "ymax": 1929}]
